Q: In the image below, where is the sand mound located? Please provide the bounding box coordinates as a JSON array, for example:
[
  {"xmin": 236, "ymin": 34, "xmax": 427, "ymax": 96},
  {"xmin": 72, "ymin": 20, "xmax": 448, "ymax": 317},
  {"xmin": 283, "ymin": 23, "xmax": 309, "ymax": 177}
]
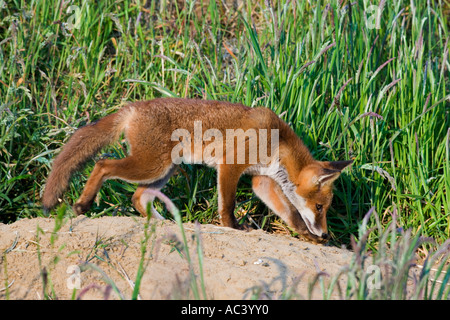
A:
[{"xmin": 0, "ymin": 216, "xmax": 352, "ymax": 299}]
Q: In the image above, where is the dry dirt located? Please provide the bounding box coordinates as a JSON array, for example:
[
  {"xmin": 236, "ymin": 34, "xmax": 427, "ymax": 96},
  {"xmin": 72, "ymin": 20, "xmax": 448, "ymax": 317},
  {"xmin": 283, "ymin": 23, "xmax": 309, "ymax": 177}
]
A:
[{"xmin": 0, "ymin": 216, "xmax": 353, "ymax": 300}]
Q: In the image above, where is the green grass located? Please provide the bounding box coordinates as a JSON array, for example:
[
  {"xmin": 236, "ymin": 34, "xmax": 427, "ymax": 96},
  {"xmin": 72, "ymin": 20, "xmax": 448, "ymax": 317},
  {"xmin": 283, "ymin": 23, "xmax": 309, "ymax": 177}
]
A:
[
  {"xmin": 311, "ymin": 207, "xmax": 450, "ymax": 300},
  {"xmin": 0, "ymin": 0, "xmax": 449, "ymax": 251}
]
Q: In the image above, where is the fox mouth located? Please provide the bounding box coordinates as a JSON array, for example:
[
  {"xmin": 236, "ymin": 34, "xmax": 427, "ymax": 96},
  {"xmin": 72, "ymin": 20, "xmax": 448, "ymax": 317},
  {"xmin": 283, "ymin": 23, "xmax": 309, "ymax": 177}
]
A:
[
  {"xmin": 294, "ymin": 209, "xmax": 325, "ymax": 239},
  {"xmin": 302, "ymin": 217, "xmax": 323, "ymax": 237}
]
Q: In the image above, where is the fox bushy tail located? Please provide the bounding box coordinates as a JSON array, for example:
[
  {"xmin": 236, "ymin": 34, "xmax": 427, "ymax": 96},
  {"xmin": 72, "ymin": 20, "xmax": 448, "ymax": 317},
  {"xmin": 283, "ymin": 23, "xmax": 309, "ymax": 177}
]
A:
[{"xmin": 42, "ymin": 112, "xmax": 123, "ymax": 211}]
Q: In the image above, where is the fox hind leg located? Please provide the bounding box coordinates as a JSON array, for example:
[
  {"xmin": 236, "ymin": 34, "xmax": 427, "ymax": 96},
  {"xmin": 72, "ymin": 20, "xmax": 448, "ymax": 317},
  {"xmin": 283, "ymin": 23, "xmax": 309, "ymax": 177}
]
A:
[
  {"xmin": 132, "ymin": 166, "xmax": 177, "ymax": 218},
  {"xmin": 132, "ymin": 185, "xmax": 165, "ymax": 219},
  {"xmin": 73, "ymin": 156, "xmax": 174, "ymax": 215}
]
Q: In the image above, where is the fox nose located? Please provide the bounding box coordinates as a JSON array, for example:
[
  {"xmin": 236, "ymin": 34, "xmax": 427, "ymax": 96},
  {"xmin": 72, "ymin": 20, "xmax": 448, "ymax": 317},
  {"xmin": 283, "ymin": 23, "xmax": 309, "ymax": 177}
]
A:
[{"xmin": 321, "ymin": 233, "xmax": 330, "ymax": 240}]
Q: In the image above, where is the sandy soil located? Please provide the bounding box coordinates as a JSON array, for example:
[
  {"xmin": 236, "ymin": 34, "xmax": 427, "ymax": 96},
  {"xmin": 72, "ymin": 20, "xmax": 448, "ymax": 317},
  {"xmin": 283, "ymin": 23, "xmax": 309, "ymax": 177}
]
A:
[{"xmin": 0, "ymin": 216, "xmax": 353, "ymax": 300}]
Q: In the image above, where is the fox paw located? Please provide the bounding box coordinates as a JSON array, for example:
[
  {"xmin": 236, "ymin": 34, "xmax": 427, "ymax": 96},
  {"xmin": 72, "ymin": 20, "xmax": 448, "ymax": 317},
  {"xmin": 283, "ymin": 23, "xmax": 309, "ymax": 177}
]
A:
[{"xmin": 73, "ymin": 202, "xmax": 89, "ymax": 215}]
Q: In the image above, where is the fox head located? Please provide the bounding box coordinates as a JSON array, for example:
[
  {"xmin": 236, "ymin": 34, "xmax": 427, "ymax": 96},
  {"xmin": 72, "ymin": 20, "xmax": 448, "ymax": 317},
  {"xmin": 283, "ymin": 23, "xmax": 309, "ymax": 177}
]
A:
[{"xmin": 289, "ymin": 160, "xmax": 353, "ymax": 242}]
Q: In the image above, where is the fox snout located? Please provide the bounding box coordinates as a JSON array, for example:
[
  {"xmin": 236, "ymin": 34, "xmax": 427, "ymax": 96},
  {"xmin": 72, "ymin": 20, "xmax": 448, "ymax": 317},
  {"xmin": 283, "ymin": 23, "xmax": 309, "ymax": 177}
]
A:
[
  {"xmin": 298, "ymin": 206, "xmax": 328, "ymax": 238},
  {"xmin": 296, "ymin": 218, "xmax": 331, "ymax": 244}
]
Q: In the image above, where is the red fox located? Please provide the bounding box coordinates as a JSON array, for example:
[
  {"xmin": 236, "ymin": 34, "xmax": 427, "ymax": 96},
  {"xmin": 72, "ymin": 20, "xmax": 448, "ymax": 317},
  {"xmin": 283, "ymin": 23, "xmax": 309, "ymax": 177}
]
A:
[{"xmin": 42, "ymin": 98, "xmax": 352, "ymax": 243}]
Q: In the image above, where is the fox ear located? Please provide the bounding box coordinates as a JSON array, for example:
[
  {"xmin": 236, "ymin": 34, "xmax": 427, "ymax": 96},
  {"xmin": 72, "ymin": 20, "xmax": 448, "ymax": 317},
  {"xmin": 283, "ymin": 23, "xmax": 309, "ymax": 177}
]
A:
[
  {"xmin": 313, "ymin": 168, "xmax": 341, "ymax": 187},
  {"xmin": 300, "ymin": 161, "xmax": 352, "ymax": 189},
  {"xmin": 326, "ymin": 160, "xmax": 353, "ymax": 172}
]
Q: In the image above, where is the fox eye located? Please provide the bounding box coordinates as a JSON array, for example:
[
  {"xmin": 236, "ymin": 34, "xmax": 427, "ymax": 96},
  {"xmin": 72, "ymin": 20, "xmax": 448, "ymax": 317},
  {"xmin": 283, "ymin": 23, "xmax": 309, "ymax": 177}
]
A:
[{"xmin": 316, "ymin": 204, "xmax": 323, "ymax": 212}]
